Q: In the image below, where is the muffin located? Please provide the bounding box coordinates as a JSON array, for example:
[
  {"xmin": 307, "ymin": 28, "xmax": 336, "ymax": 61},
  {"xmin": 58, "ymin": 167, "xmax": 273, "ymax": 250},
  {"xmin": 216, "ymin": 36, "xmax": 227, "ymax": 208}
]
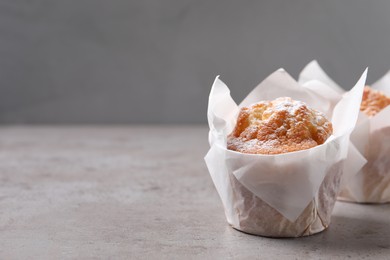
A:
[
  {"xmin": 224, "ymin": 97, "xmax": 342, "ymax": 237},
  {"xmin": 206, "ymin": 70, "xmax": 366, "ymax": 238},
  {"xmin": 298, "ymin": 60, "xmax": 390, "ymax": 203},
  {"xmin": 339, "ymin": 86, "xmax": 390, "ymax": 203}
]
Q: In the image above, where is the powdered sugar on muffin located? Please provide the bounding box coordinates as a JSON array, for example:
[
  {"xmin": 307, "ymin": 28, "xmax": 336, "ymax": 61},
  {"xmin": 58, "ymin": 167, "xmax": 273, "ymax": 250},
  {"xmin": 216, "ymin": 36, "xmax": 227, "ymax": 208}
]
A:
[{"xmin": 227, "ymin": 97, "xmax": 333, "ymax": 155}]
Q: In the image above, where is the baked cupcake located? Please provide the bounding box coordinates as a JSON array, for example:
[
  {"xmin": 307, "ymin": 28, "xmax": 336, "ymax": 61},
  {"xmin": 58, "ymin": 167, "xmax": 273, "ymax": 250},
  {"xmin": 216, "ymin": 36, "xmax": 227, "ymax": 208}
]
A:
[
  {"xmin": 298, "ymin": 60, "xmax": 390, "ymax": 203},
  {"xmin": 225, "ymin": 98, "xmax": 342, "ymax": 237},
  {"xmin": 205, "ymin": 69, "xmax": 366, "ymax": 237},
  {"xmin": 339, "ymin": 86, "xmax": 390, "ymax": 203}
]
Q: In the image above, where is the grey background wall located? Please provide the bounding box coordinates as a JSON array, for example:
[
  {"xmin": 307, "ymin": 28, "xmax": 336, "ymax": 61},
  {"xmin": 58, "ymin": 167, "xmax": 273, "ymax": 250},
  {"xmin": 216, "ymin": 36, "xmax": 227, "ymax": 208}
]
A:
[{"xmin": 0, "ymin": 0, "xmax": 389, "ymax": 124}]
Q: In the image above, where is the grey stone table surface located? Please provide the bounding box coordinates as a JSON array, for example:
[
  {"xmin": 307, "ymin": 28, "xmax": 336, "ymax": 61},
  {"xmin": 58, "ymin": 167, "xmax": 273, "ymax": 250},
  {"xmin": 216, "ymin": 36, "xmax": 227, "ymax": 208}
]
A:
[{"xmin": 0, "ymin": 126, "xmax": 389, "ymax": 259}]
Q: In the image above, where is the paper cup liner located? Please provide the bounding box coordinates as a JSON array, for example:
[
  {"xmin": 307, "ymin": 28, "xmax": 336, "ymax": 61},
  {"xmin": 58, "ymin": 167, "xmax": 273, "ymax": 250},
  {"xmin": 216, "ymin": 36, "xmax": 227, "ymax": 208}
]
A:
[
  {"xmin": 227, "ymin": 161, "xmax": 343, "ymax": 238},
  {"xmin": 339, "ymin": 127, "xmax": 390, "ymax": 203}
]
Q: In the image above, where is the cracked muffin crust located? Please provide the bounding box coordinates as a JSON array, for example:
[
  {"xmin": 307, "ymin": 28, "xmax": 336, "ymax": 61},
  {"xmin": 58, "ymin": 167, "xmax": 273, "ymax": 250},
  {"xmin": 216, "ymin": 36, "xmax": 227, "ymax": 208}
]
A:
[{"xmin": 227, "ymin": 97, "xmax": 333, "ymax": 155}]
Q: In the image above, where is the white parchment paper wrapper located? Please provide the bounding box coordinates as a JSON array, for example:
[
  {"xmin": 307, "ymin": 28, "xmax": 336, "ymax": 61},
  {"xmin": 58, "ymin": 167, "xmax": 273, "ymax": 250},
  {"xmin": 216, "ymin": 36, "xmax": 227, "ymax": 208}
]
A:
[
  {"xmin": 205, "ymin": 69, "xmax": 367, "ymax": 237},
  {"xmin": 300, "ymin": 61, "xmax": 390, "ymax": 203}
]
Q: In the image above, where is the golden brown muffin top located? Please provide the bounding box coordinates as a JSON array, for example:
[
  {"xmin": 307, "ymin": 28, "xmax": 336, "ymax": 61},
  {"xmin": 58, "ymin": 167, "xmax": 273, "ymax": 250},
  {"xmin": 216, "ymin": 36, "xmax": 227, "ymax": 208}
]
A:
[
  {"xmin": 227, "ymin": 97, "xmax": 333, "ymax": 155},
  {"xmin": 360, "ymin": 86, "xmax": 390, "ymax": 117}
]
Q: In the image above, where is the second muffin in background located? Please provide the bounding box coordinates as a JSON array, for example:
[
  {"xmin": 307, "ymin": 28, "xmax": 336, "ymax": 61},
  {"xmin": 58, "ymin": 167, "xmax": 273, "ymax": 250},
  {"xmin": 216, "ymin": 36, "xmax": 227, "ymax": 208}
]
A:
[{"xmin": 299, "ymin": 61, "xmax": 390, "ymax": 203}]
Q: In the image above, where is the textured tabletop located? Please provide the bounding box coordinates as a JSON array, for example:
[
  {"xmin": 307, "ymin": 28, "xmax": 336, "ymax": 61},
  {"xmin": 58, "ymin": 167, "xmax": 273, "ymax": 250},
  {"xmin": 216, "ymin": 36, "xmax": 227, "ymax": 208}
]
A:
[{"xmin": 0, "ymin": 126, "xmax": 389, "ymax": 259}]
